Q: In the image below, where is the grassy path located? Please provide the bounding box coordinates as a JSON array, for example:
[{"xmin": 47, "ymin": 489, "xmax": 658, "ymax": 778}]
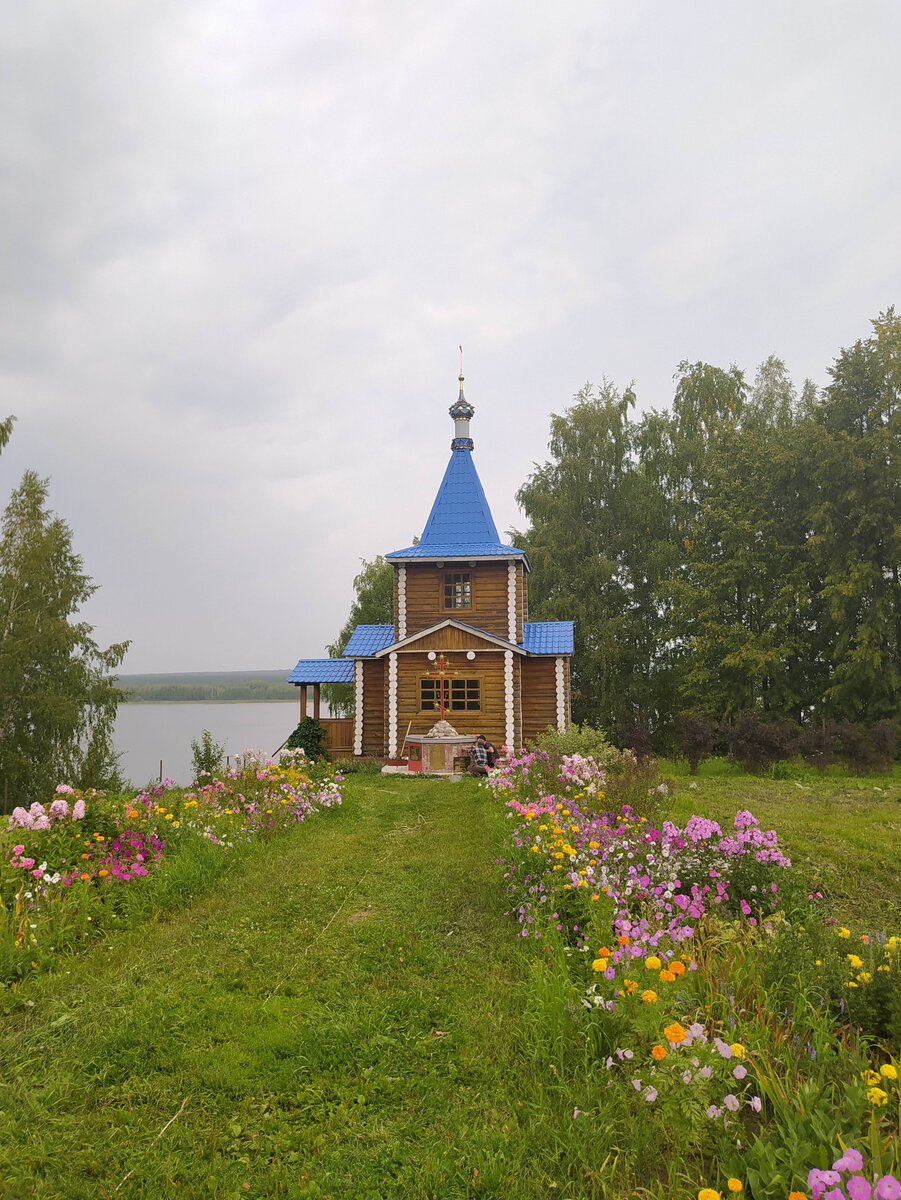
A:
[{"xmin": 0, "ymin": 778, "xmax": 607, "ymax": 1200}]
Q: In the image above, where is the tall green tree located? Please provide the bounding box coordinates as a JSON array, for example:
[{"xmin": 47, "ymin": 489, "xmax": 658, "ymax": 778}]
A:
[
  {"xmin": 806, "ymin": 308, "xmax": 901, "ymax": 720},
  {"xmin": 0, "ymin": 466, "xmax": 129, "ymax": 808},
  {"xmin": 323, "ymin": 555, "xmax": 394, "ymax": 716},
  {"xmin": 515, "ymin": 383, "xmax": 673, "ymax": 731},
  {"xmin": 668, "ymin": 360, "xmax": 822, "ymax": 719}
]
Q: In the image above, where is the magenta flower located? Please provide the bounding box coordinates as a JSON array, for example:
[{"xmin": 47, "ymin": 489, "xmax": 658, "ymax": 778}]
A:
[
  {"xmin": 877, "ymin": 1177, "xmax": 901, "ymax": 1200},
  {"xmin": 847, "ymin": 1177, "xmax": 872, "ymax": 1200},
  {"xmin": 835, "ymin": 1151, "xmax": 865, "ymax": 1173}
]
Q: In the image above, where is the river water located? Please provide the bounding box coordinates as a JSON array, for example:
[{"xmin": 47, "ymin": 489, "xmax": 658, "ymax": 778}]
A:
[{"xmin": 113, "ymin": 702, "xmax": 303, "ymax": 787}]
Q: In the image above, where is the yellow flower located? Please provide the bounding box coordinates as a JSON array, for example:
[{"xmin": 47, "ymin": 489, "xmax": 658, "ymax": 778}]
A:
[
  {"xmin": 880, "ymin": 1063, "xmax": 898, "ymax": 1080},
  {"xmin": 727, "ymin": 1182, "xmax": 743, "ymax": 1194},
  {"xmin": 867, "ymin": 1086, "xmax": 888, "ymax": 1106},
  {"xmin": 864, "ymin": 1069, "xmax": 882, "ymax": 1085},
  {"xmin": 592, "ymin": 958, "xmax": 608, "ymax": 972},
  {"xmin": 698, "ymin": 1189, "xmax": 722, "ymax": 1200},
  {"xmin": 641, "ymin": 990, "xmax": 658, "ymax": 1004},
  {"xmin": 847, "ymin": 954, "xmax": 863, "ymax": 969},
  {"xmin": 645, "ymin": 956, "xmax": 662, "ymax": 970},
  {"xmin": 730, "ymin": 1043, "xmax": 744, "ymax": 1059},
  {"xmin": 837, "ymin": 927, "xmax": 850, "ymax": 938}
]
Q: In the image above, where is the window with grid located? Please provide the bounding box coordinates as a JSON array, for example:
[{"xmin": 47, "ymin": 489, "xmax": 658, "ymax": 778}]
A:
[
  {"xmin": 420, "ymin": 677, "xmax": 481, "ymax": 711},
  {"xmin": 443, "ymin": 571, "xmax": 471, "ymax": 609}
]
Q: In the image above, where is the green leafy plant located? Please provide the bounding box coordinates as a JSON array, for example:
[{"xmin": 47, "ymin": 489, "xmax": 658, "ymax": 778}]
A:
[
  {"xmin": 285, "ymin": 716, "xmax": 326, "ymax": 762},
  {"xmin": 189, "ymin": 729, "xmax": 225, "ymax": 780}
]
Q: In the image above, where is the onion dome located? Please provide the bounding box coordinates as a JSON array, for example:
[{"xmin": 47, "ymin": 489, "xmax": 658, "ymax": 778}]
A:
[{"xmin": 449, "ymin": 373, "xmax": 475, "ymax": 450}]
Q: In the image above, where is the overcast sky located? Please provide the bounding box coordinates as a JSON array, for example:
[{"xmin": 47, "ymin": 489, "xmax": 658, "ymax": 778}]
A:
[{"xmin": 1, "ymin": 1, "xmax": 899, "ymax": 674}]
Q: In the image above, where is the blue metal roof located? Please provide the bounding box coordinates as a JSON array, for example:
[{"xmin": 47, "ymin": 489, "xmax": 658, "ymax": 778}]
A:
[
  {"xmin": 286, "ymin": 659, "xmax": 354, "ymax": 684},
  {"xmin": 386, "ymin": 447, "xmax": 525, "ymax": 560},
  {"xmin": 520, "ymin": 621, "xmax": 574, "ymax": 655},
  {"xmin": 342, "ymin": 624, "xmax": 395, "ymax": 657}
]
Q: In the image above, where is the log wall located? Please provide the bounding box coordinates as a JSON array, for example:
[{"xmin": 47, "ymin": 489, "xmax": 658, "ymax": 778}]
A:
[{"xmin": 361, "ymin": 658, "xmax": 386, "ymax": 756}]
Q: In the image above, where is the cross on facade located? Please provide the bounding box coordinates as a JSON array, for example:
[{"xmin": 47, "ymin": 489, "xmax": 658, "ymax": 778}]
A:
[{"xmin": 426, "ymin": 653, "xmax": 458, "ymax": 721}]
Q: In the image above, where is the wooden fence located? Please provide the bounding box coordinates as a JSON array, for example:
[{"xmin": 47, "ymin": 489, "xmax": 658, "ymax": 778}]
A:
[{"xmin": 320, "ymin": 717, "xmax": 354, "ymax": 758}]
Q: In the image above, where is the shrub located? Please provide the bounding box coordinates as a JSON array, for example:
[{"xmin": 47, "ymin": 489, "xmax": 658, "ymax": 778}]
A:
[
  {"xmin": 724, "ymin": 711, "xmax": 800, "ymax": 772},
  {"xmin": 284, "ymin": 716, "xmax": 326, "ymax": 761},
  {"xmin": 833, "ymin": 719, "xmax": 899, "ymax": 774},
  {"xmin": 679, "ymin": 712, "xmax": 716, "ymax": 775},
  {"xmin": 617, "ymin": 712, "xmax": 654, "ymax": 760},
  {"xmin": 528, "ymin": 723, "xmax": 618, "ymax": 767}
]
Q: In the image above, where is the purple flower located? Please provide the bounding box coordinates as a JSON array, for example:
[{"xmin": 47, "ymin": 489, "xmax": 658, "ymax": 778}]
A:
[
  {"xmin": 706, "ymin": 1105, "xmax": 722, "ymax": 1119},
  {"xmin": 847, "ymin": 1178, "xmax": 872, "ymax": 1200},
  {"xmin": 724, "ymin": 1094, "xmax": 740, "ymax": 1112},
  {"xmin": 749, "ymin": 1095, "xmax": 761, "ymax": 1112},
  {"xmin": 732, "ymin": 1064, "xmax": 747, "ymax": 1080},
  {"xmin": 632, "ymin": 1079, "xmax": 642, "ymax": 1091},
  {"xmin": 834, "ymin": 1151, "xmax": 865, "ymax": 1173},
  {"xmin": 643, "ymin": 1086, "xmax": 658, "ymax": 1102},
  {"xmin": 876, "ymin": 1177, "xmax": 901, "ymax": 1200}
]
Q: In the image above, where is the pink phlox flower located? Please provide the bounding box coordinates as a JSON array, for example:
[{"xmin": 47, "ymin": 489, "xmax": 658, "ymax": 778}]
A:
[
  {"xmin": 834, "ymin": 1150, "xmax": 864, "ymax": 1173},
  {"xmin": 29, "ymin": 802, "xmax": 46, "ymax": 818},
  {"xmin": 846, "ymin": 1178, "xmax": 872, "ymax": 1200},
  {"xmin": 12, "ymin": 843, "xmax": 25, "ymax": 855},
  {"xmin": 55, "ymin": 784, "xmax": 75, "ymax": 794},
  {"xmin": 19, "ymin": 857, "xmax": 36, "ymax": 869},
  {"xmin": 49, "ymin": 798, "xmax": 70, "ymax": 820},
  {"xmin": 734, "ymin": 809, "xmax": 759, "ymax": 829},
  {"xmin": 8, "ymin": 807, "xmax": 33, "ymax": 829},
  {"xmin": 72, "ymin": 799, "xmax": 86, "ymax": 820}
]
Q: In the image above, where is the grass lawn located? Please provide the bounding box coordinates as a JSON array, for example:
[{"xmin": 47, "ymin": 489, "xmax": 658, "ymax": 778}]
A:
[{"xmin": 1, "ymin": 767, "xmax": 898, "ymax": 1199}]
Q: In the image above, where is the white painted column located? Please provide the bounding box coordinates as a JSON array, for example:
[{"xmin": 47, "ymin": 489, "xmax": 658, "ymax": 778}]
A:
[
  {"xmin": 507, "ymin": 562, "xmax": 517, "ymax": 643},
  {"xmin": 353, "ymin": 661, "xmax": 364, "ymax": 755},
  {"xmin": 397, "ymin": 566, "xmax": 407, "ymax": 639},
  {"xmin": 388, "ymin": 652, "xmax": 398, "ymax": 757},
  {"xmin": 555, "ymin": 656, "xmax": 566, "ymax": 731},
  {"xmin": 504, "ymin": 650, "xmax": 515, "ymax": 752}
]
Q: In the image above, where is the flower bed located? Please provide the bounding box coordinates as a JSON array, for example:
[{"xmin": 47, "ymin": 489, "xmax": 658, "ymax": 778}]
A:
[
  {"xmin": 1, "ymin": 750, "xmax": 343, "ymax": 982},
  {"xmin": 493, "ymin": 749, "xmax": 900, "ymax": 1199}
]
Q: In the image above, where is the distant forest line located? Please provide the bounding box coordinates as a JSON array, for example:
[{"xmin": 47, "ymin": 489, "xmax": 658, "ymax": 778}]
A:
[{"xmin": 116, "ymin": 671, "xmax": 299, "ymax": 703}]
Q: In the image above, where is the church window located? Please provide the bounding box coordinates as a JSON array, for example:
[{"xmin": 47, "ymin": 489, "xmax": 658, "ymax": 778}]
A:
[
  {"xmin": 443, "ymin": 571, "xmax": 471, "ymax": 608},
  {"xmin": 420, "ymin": 677, "xmax": 480, "ymax": 711}
]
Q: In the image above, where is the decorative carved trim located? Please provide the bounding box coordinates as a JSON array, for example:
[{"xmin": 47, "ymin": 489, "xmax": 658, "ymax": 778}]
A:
[
  {"xmin": 353, "ymin": 661, "xmax": 364, "ymax": 755},
  {"xmin": 388, "ymin": 652, "xmax": 398, "ymax": 757},
  {"xmin": 507, "ymin": 561, "xmax": 517, "ymax": 643},
  {"xmin": 397, "ymin": 566, "xmax": 407, "ymax": 639},
  {"xmin": 555, "ymin": 656, "xmax": 566, "ymax": 731},
  {"xmin": 504, "ymin": 649, "xmax": 515, "ymax": 751}
]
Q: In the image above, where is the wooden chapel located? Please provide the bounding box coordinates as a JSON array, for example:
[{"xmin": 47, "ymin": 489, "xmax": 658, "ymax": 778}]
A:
[{"xmin": 288, "ymin": 374, "xmax": 573, "ymax": 763}]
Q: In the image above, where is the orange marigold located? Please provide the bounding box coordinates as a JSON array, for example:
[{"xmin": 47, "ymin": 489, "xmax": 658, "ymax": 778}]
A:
[
  {"xmin": 659, "ymin": 969, "xmax": 677, "ymax": 982},
  {"xmin": 641, "ymin": 989, "xmax": 658, "ymax": 1004},
  {"xmin": 79, "ymin": 872, "xmax": 90, "ymax": 881},
  {"xmin": 663, "ymin": 1022, "xmax": 688, "ymax": 1044},
  {"xmin": 668, "ymin": 960, "xmax": 686, "ymax": 975},
  {"xmin": 651, "ymin": 1044, "xmax": 667, "ymax": 1061}
]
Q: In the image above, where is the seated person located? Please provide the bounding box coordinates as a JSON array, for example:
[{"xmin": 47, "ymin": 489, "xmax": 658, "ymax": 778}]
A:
[
  {"xmin": 468, "ymin": 737, "xmax": 490, "ymax": 775},
  {"xmin": 479, "ymin": 734, "xmax": 499, "ymax": 768}
]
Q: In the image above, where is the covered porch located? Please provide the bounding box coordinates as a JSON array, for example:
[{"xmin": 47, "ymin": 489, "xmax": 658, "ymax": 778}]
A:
[{"xmin": 287, "ymin": 659, "xmax": 355, "ymax": 759}]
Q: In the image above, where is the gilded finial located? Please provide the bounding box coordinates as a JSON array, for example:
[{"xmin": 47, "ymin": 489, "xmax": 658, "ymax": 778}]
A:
[{"xmin": 459, "ymin": 343, "xmax": 464, "ymax": 383}]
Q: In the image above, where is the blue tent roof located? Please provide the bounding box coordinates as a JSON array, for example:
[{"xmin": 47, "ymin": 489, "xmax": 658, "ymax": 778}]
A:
[
  {"xmin": 386, "ymin": 447, "xmax": 525, "ymax": 560},
  {"xmin": 286, "ymin": 659, "xmax": 354, "ymax": 684},
  {"xmin": 342, "ymin": 624, "xmax": 395, "ymax": 657}
]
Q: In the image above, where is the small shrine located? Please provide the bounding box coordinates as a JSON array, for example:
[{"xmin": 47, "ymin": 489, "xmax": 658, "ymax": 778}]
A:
[{"xmin": 288, "ymin": 370, "xmax": 574, "ymax": 771}]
